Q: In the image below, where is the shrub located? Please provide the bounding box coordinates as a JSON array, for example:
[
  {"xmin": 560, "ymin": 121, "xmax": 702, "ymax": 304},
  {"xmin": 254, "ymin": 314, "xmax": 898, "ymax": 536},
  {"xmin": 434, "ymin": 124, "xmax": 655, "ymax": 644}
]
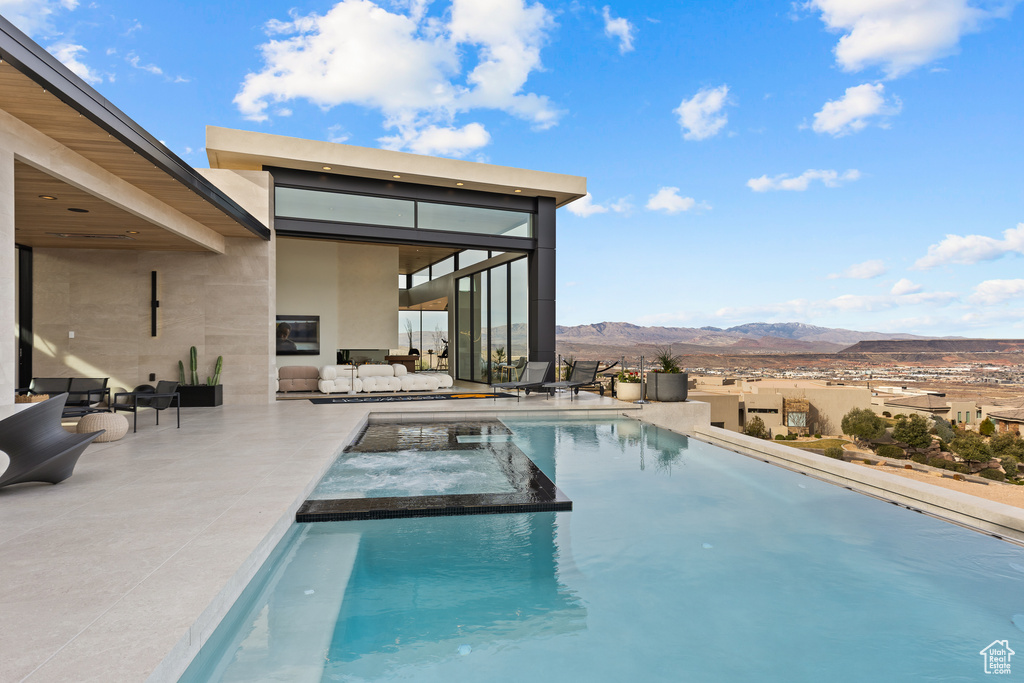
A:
[
  {"xmin": 990, "ymin": 432, "xmax": 1024, "ymax": 459},
  {"xmin": 841, "ymin": 408, "xmax": 886, "ymax": 440},
  {"xmin": 876, "ymin": 445, "xmax": 905, "ymax": 459},
  {"xmin": 823, "ymin": 446, "xmax": 844, "ymax": 459},
  {"xmin": 775, "ymin": 433, "xmax": 786, "ymax": 440},
  {"xmin": 999, "ymin": 456, "xmax": 1019, "ymax": 479},
  {"xmin": 882, "ymin": 411, "xmax": 891, "ymax": 418},
  {"xmin": 911, "ymin": 454, "xmax": 928, "ymax": 464},
  {"xmin": 743, "ymin": 416, "xmax": 769, "ymax": 440},
  {"xmin": 979, "ymin": 468, "xmax": 1006, "ymax": 481},
  {"xmin": 893, "ymin": 414, "xmax": 933, "ymax": 450},
  {"xmin": 814, "ymin": 433, "xmax": 822, "ymax": 439},
  {"xmin": 787, "ymin": 433, "xmax": 798, "ymax": 440},
  {"xmin": 979, "ymin": 418, "xmax": 996, "ymax": 437}
]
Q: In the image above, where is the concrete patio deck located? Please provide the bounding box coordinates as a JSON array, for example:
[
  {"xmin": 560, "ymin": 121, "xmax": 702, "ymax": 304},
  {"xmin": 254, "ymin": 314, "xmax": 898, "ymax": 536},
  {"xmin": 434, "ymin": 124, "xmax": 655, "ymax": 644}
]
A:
[{"xmin": 0, "ymin": 390, "xmax": 641, "ymax": 683}]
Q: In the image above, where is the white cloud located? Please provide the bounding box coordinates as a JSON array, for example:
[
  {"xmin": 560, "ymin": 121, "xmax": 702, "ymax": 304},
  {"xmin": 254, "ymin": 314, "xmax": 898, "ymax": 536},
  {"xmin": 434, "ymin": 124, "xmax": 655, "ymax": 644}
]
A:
[
  {"xmin": 970, "ymin": 279, "xmax": 1024, "ymax": 304},
  {"xmin": 327, "ymin": 125, "xmax": 350, "ymax": 144},
  {"xmin": 646, "ymin": 187, "xmax": 703, "ymax": 214},
  {"xmin": 566, "ymin": 192, "xmax": 632, "ymax": 217},
  {"xmin": 126, "ymin": 52, "xmax": 163, "ymax": 75},
  {"xmin": 48, "ymin": 43, "xmax": 103, "ymax": 85},
  {"xmin": 567, "ymin": 193, "xmax": 609, "ymax": 217},
  {"xmin": 914, "ymin": 223, "xmax": 1024, "ymax": 269},
  {"xmin": 827, "ymin": 259, "xmax": 886, "ymax": 280},
  {"xmin": 235, "ymin": 0, "xmax": 559, "ymax": 157},
  {"xmin": 805, "ymin": 0, "xmax": 1009, "ymax": 78},
  {"xmin": 812, "ymin": 83, "xmax": 901, "ymax": 137},
  {"xmin": 890, "ymin": 278, "xmax": 923, "ymax": 295},
  {"xmin": 0, "ymin": 0, "xmax": 78, "ymax": 37},
  {"xmin": 379, "ymin": 122, "xmax": 491, "ymax": 156},
  {"xmin": 747, "ymin": 168, "xmax": 860, "ymax": 192},
  {"xmin": 602, "ymin": 6, "xmax": 635, "ymax": 53},
  {"xmin": 674, "ymin": 85, "xmax": 730, "ymax": 141}
]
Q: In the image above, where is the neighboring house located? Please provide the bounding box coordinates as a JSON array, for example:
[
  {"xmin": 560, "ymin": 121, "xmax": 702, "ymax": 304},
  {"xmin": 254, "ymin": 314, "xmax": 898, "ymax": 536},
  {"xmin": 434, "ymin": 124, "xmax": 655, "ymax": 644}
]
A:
[
  {"xmin": 0, "ymin": 16, "xmax": 585, "ymax": 404},
  {"xmin": 879, "ymin": 394, "xmax": 981, "ymax": 426},
  {"xmin": 988, "ymin": 408, "xmax": 1024, "ymax": 434},
  {"xmin": 692, "ymin": 377, "xmax": 869, "ymax": 436}
]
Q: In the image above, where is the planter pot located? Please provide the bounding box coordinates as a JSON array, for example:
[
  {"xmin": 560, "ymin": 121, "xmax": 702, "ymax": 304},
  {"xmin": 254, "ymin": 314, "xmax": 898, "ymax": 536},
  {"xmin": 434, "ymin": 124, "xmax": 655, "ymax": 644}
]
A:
[
  {"xmin": 177, "ymin": 384, "xmax": 223, "ymax": 407},
  {"xmin": 645, "ymin": 372, "xmax": 688, "ymax": 402},
  {"xmin": 615, "ymin": 380, "xmax": 642, "ymax": 402}
]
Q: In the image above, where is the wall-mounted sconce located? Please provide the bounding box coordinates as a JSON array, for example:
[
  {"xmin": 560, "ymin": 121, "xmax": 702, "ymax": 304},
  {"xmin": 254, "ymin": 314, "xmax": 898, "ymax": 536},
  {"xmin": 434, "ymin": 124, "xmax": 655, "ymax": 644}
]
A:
[{"xmin": 151, "ymin": 271, "xmax": 159, "ymax": 337}]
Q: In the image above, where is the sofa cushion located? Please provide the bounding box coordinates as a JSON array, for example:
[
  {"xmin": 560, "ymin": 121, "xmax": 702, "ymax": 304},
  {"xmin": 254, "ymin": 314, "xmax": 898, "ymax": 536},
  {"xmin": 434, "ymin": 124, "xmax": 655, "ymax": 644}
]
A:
[
  {"xmin": 418, "ymin": 372, "xmax": 454, "ymax": 389},
  {"xmin": 361, "ymin": 375, "xmax": 402, "ymax": 392},
  {"xmin": 400, "ymin": 374, "xmax": 441, "ymax": 391},
  {"xmin": 278, "ymin": 365, "xmax": 319, "ymax": 392},
  {"xmin": 357, "ymin": 364, "xmax": 396, "ymax": 379}
]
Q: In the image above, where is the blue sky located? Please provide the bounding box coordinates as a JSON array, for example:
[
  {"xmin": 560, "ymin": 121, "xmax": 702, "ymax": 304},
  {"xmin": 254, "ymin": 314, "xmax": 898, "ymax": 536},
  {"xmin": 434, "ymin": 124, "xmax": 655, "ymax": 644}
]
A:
[{"xmin": 4, "ymin": 0, "xmax": 1024, "ymax": 337}]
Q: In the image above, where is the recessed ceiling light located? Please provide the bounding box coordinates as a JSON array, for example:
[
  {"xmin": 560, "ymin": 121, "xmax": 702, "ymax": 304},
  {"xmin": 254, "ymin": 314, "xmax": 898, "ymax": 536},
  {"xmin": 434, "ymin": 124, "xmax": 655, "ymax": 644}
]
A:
[
  {"xmin": 456, "ymin": 182, "xmax": 464, "ymax": 186},
  {"xmin": 322, "ymin": 166, "xmax": 332, "ymax": 170},
  {"xmin": 126, "ymin": 230, "xmax": 140, "ymax": 234},
  {"xmin": 392, "ymin": 174, "xmax": 401, "ymax": 179},
  {"xmin": 67, "ymin": 207, "xmax": 89, "ymax": 213},
  {"xmin": 514, "ymin": 189, "xmax": 522, "ymax": 193},
  {"xmin": 38, "ymin": 194, "xmax": 57, "ymax": 200}
]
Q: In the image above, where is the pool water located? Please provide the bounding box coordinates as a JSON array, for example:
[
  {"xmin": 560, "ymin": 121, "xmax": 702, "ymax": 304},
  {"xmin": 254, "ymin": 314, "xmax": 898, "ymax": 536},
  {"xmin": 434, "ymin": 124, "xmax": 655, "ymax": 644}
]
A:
[{"xmin": 182, "ymin": 418, "xmax": 1024, "ymax": 682}]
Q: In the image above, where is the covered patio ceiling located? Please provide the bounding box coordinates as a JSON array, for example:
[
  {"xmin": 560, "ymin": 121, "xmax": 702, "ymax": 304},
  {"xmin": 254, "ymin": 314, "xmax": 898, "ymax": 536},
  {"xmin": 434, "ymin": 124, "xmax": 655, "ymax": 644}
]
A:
[{"xmin": 0, "ymin": 20, "xmax": 269, "ymax": 252}]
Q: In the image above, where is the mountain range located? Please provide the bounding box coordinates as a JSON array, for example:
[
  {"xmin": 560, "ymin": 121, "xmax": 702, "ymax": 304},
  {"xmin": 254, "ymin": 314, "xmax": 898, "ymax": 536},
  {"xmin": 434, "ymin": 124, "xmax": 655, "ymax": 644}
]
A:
[{"xmin": 555, "ymin": 321, "xmax": 956, "ymax": 355}]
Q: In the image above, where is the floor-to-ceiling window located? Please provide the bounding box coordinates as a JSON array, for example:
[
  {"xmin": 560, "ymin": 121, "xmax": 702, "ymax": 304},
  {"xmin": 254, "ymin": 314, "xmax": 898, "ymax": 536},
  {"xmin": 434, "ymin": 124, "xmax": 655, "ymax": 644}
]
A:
[{"xmin": 456, "ymin": 256, "xmax": 528, "ymax": 384}]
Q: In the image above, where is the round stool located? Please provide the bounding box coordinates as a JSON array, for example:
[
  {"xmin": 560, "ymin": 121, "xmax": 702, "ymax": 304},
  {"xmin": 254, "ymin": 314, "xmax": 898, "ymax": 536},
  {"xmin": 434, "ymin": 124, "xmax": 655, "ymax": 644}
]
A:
[{"xmin": 77, "ymin": 412, "xmax": 130, "ymax": 442}]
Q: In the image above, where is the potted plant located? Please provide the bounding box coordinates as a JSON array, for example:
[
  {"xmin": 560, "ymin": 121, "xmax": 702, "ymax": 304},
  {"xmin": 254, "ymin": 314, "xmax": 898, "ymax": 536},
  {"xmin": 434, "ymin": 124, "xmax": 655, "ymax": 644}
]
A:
[
  {"xmin": 176, "ymin": 346, "xmax": 224, "ymax": 407},
  {"xmin": 615, "ymin": 370, "xmax": 642, "ymax": 401},
  {"xmin": 645, "ymin": 346, "xmax": 688, "ymax": 402}
]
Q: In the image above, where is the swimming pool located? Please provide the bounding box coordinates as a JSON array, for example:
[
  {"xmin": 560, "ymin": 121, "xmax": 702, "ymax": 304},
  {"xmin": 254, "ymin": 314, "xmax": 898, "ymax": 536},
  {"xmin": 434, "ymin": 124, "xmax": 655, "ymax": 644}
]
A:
[{"xmin": 181, "ymin": 418, "xmax": 1024, "ymax": 681}]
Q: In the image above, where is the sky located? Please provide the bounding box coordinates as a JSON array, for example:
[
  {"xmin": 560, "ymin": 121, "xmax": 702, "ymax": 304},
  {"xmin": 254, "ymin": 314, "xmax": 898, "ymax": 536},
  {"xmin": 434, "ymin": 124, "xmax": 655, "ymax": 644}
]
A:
[{"xmin": 3, "ymin": 0, "xmax": 1024, "ymax": 337}]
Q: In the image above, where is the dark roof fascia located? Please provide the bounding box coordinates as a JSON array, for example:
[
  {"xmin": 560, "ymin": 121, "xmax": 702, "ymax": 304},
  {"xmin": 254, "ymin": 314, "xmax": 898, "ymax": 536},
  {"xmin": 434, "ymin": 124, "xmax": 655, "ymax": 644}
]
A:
[{"xmin": 0, "ymin": 15, "xmax": 270, "ymax": 241}]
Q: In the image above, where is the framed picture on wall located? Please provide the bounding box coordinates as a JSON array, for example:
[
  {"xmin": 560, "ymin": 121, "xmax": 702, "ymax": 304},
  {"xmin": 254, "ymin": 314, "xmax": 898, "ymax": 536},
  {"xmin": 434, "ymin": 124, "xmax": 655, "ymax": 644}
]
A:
[{"xmin": 276, "ymin": 315, "xmax": 320, "ymax": 355}]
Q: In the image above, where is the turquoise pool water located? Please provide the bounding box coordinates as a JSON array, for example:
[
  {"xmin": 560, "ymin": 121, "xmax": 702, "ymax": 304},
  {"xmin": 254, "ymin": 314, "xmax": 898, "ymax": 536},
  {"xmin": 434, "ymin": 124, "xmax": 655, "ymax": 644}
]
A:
[{"xmin": 182, "ymin": 418, "xmax": 1024, "ymax": 682}]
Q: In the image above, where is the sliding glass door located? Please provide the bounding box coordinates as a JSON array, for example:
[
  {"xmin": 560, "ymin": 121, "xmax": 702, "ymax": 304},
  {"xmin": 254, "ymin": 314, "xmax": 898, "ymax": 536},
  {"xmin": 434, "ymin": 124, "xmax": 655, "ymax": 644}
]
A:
[{"xmin": 455, "ymin": 257, "xmax": 528, "ymax": 384}]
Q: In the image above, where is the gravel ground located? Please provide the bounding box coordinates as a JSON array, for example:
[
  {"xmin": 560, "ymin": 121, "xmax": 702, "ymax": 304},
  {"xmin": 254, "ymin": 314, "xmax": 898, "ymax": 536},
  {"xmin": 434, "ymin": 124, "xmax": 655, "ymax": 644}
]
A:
[{"xmin": 854, "ymin": 461, "xmax": 1024, "ymax": 509}]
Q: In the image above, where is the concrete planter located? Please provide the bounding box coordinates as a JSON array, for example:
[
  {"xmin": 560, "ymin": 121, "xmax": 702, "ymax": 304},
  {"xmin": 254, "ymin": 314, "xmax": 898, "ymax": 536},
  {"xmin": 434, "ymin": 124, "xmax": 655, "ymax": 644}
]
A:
[
  {"xmin": 645, "ymin": 372, "xmax": 688, "ymax": 402},
  {"xmin": 177, "ymin": 384, "xmax": 223, "ymax": 407},
  {"xmin": 615, "ymin": 380, "xmax": 642, "ymax": 402}
]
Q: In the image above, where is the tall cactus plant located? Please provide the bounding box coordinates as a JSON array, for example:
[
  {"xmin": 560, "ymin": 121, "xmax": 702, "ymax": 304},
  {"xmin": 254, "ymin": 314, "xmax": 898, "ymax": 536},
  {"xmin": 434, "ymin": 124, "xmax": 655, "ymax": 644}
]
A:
[
  {"xmin": 189, "ymin": 345, "xmax": 199, "ymax": 386},
  {"xmin": 207, "ymin": 355, "xmax": 223, "ymax": 386},
  {"xmin": 178, "ymin": 360, "xmax": 186, "ymax": 386}
]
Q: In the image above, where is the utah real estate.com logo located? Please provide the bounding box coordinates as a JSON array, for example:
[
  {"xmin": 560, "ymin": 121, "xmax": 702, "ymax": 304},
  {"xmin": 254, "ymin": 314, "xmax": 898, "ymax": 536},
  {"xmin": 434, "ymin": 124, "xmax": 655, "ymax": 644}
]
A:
[{"xmin": 979, "ymin": 640, "xmax": 1014, "ymax": 675}]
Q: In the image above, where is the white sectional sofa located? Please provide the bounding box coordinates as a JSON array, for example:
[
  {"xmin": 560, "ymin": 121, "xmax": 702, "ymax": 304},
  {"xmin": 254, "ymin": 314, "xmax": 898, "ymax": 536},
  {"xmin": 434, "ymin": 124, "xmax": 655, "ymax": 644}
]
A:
[{"xmin": 318, "ymin": 364, "xmax": 454, "ymax": 394}]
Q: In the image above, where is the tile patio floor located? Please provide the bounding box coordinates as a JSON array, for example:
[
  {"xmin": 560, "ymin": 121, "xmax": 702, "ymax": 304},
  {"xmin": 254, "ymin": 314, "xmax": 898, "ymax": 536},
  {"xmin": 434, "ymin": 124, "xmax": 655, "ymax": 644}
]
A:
[{"xmin": 0, "ymin": 390, "xmax": 635, "ymax": 683}]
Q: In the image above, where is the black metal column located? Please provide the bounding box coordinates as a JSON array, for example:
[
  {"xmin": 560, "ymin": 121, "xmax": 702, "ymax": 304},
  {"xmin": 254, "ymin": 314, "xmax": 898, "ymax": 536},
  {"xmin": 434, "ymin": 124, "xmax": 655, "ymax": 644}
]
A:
[
  {"xmin": 16, "ymin": 245, "xmax": 32, "ymax": 388},
  {"xmin": 529, "ymin": 197, "xmax": 556, "ymax": 382}
]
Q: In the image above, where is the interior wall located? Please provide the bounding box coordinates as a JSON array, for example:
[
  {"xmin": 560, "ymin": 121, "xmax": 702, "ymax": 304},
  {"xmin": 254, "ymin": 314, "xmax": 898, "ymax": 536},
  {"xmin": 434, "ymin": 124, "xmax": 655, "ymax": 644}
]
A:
[
  {"xmin": 31, "ymin": 236, "xmax": 275, "ymax": 404},
  {"xmin": 0, "ymin": 148, "xmax": 13, "ymax": 404},
  {"xmin": 276, "ymin": 238, "xmax": 398, "ymax": 369}
]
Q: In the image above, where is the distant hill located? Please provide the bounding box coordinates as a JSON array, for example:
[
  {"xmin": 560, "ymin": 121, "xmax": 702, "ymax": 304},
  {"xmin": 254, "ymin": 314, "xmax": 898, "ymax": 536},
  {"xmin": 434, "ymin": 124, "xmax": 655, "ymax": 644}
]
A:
[
  {"xmin": 554, "ymin": 321, "xmax": 951, "ymax": 355},
  {"xmin": 839, "ymin": 339, "xmax": 1024, "ymax": 354}
]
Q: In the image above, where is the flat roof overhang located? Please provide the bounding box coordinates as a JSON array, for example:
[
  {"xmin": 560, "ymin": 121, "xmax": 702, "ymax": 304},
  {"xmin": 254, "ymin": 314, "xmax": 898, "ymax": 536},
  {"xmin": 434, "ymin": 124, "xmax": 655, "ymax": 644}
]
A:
[
  {"xmin": 206, "ymin": 126, "xmax": 587, "ymax": 208},
  {"xmin": 0, "ymin": 15, "xmax": 270, "ymax": 252}
]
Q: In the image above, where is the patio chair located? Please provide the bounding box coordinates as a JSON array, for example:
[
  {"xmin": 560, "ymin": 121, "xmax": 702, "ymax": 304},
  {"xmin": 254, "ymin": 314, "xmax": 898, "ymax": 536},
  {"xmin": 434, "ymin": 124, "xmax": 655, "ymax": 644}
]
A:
[
  {"xmin": 112, "ymin": 380, "xmax": 180, "ymax": 433},
  {"xmin": 542, "ymin": 360, "xmax": 601, "ymax": 401},
  {"xmin": 492, "ymin": 361, "xmax": 552, "ymax": 401},
  {"xmin": 0, "ymin": 393, "xmax": 105, "ymax": 489},
  {"xmin": 64, "ymin": 377, "xmax": 110, "ymax": 417},
  {"xmin": 17, "ymin": 377, "xmax": 72, "ymax": 397}
]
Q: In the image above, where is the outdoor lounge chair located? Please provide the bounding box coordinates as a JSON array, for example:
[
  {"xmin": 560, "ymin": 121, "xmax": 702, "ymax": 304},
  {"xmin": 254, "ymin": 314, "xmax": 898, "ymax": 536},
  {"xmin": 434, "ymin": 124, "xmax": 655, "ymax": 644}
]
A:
[
  {"xmin": 492, "ymin": 361, "xmax": 552, "ymax": 401},
  {"xmin": 64, "ymin": 378, "xmax": 110, "ymax": 417},
  {"xmin": 542, "ymin": 360, "xmax": 602, "ymax": 401},
  {"xmin": 17, "ymin": 377, "xmax": 72, "ymax": 397},
  {"xmin": 112, "ymin": 380, "xmax": 180, "ymax": 433},
  {"xmin": 0, "ymin": 393, "xmax": 105, "ymax": 489}
]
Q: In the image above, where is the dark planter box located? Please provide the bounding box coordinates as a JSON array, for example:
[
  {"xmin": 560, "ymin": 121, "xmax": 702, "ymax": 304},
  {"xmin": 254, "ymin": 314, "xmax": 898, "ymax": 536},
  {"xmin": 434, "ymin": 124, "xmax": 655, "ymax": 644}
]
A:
[
  {"xmin": 177, "ymin": 384, "xmax": 223, "ymax": 407},
  {"xmin": 645, "ymin": 372, "xmax": 688, "ymax": 402}
]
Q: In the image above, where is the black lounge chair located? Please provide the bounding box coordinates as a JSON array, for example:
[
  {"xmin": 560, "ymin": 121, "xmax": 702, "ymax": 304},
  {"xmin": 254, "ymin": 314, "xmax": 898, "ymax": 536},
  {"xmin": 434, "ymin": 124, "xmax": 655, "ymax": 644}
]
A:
[
  {"xmin": 64, "ymin": 378, "xmax": 110, "ymax": 417},
  {"xmin": 543, "ymin": 360, "xmax": 602, "ymax": 401},
  {"xmin": 17, "ymin": 377, "xmax": 72, "ymax": 397},
  {"xmin": 112, "ymin": 381, "xmax": 181, "ymax": 433},
  {"xmin": 492, "ymin": 361, "xmax": 552, "ymax": 401},
  {"xmin": 0, "ymin": 393, "xmax": 105, "ymax": 489}
]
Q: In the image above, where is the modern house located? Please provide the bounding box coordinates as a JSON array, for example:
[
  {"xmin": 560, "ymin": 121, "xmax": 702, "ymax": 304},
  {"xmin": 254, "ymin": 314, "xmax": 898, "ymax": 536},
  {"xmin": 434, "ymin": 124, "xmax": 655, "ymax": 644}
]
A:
[{"xmin": 0, "ymin": 14, "xmax": 586, "ymax": 406}]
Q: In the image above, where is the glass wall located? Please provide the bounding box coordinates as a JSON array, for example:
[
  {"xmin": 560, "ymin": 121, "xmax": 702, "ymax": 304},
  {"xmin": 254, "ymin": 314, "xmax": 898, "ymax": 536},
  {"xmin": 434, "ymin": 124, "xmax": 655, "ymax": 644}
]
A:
[
  {"xmin": 276, "ymin": 187, "xmax": 532, "ymax": 237},
  {"xmin": 397, "ymin": 310, "xmax": 449, "ymax": 370},
  {"xmin": 455, "ymin": 256, "xmax": 529, "ymax": 384}
]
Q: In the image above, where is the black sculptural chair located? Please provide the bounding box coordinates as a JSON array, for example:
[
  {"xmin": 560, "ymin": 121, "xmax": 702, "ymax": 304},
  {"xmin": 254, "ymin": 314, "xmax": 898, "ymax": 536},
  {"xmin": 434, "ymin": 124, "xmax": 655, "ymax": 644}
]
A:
[
  {"xmin": 112, "ymin": 381, "xmax": 180, "ymax": 433},
  {"xmin": 0, "ymin": 393, "xmax": 105, "ymax": 489}
]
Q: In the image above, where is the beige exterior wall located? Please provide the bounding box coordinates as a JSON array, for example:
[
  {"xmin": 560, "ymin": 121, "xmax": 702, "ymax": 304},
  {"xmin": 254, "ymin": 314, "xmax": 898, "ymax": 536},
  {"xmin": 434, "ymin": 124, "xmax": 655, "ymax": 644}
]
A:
[
  {"xmin": 32, "ymin": 236, "xmax": 275, "ymax": 404},
  {"xmin": 276, "ymin": 238, "xmax": 398, "ymax": 369},
  {"xmin": 689, "ymin": 391, "xmax": 741, "ymax": 431}
]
